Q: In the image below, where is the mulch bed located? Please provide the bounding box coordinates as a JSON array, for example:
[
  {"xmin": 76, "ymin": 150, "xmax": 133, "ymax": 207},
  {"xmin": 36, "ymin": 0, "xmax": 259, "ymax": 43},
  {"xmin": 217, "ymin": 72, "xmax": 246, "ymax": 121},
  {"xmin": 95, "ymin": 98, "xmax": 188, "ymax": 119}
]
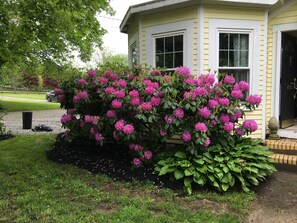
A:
[
  {"xmin": 0, "ymin": 134, "xmax": 15, "ymax": 141},
  {"xmin": 47, "ymin": 134, "xmax": 183, "ymax": 190}
]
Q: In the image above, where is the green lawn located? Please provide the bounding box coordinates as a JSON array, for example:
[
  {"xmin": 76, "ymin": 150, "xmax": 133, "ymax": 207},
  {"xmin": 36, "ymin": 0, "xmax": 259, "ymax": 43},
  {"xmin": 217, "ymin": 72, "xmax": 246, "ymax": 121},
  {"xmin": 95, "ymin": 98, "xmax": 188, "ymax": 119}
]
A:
[
  {"xmin": 1, "ymin": 100, "xmax": 60, "ymax": 112},
  {"xmin": 0, "ymin": 91, "xmax": 46, "ymax": 100},
  {"xmin": 0, "ymin": 134, "xmax": 255, "ymax": 223}
]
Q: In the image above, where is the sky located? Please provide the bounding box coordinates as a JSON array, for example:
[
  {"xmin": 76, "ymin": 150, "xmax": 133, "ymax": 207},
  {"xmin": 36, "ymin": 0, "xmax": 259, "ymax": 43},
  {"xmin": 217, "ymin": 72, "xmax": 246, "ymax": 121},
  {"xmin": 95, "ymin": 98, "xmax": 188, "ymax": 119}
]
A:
[{"xmin": 99, "ymin": 0, "xmax": 148, "ymax": 55}]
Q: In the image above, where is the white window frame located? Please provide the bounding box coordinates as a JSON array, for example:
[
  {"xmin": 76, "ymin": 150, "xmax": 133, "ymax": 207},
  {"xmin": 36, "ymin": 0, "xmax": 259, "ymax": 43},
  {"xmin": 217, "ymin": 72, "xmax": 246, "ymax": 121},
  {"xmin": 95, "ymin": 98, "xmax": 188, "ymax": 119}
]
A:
[
  {"xmin": 209, "ymin": 19, "xmax": 261, "ymax": 94},
  {"xmin": 128, "ymin": 33, "xmax": 139, "ymax": 68},
  {"xmin": 146, "ymin": 20, "xmax": 193, "ymax": 72}
]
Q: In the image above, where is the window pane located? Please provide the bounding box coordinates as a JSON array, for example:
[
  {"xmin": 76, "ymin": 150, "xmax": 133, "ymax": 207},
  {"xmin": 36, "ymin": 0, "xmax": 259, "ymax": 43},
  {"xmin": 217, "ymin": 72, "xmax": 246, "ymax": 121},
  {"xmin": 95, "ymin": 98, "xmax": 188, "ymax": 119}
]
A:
[
  {"xmin": 219, "ymin": 51, "xmax": 228, "ymax": 67},
  {"xmin": 156, "ymin": 54, "xmax": 164, "ymax": 67},
  {"xmin": 175, "ymin": 35, "xmax": 183, "ymax": 51},
  {"xmin": 230, "ymin": 34, "xmax": 239, "ymax": 50},
  {"xmin": 219, "ymin": 33, "xmax": 229, "ymax": 50},
  {"xmin": 156, "ymin": 38, "xmax": 164, "ymax": 53},
  {"xmin": 174, "ymin": 52, "xmax": 183, "ymax": 67},
  {"xmin": 240, "ymin": 34, "xmax": 249, "ymax": 50},
  {"xmin": 165, "ymin": 37, "xmax": 173, "ymax": 52},
  {"xmin": 165, "ymin": 53, "xmax": 173, "ymax": 68},
  {"xmin": 219, "ymin": 69, "xmax": 250, "ymax": 83},
  {"xmin": 239, "ymin": 51, "xmax": 249, "ymax": 67},
  {"xmin": 229, "ymin": 51, "xmax": 234, "ymax": 67}
]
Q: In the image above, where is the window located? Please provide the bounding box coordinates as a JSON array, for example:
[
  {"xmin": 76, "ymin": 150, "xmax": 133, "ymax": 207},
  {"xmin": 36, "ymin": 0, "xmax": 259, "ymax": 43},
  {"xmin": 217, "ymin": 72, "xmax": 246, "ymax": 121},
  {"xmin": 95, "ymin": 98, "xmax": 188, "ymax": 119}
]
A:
[
  {"xmin": 155, "ymin": 35, "xmax": 183, "ymax": 69},
  {"xmin": 208, "ymin": 19, "xmax": 261, "ymax": 94},
  {"xmin": 130, "ymin": 42, "xmax": 138, "ymax": 67},
  {"xmin": 218, "ymin": 33, "xmax": 250, "ymax": 82}
]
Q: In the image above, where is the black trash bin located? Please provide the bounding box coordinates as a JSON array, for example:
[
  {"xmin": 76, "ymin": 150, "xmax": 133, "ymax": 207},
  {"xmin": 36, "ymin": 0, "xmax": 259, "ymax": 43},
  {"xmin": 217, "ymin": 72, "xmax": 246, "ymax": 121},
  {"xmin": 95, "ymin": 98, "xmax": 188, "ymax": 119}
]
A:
[{"xmin": 22, "ymin": 112, "xmax": 33, "ymax": 129}]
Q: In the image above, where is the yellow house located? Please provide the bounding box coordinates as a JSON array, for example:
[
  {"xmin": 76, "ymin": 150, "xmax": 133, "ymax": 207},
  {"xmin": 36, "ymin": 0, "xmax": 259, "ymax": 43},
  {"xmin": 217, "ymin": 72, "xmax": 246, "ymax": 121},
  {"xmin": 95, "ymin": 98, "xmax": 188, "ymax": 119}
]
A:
[{"xmin": 120, "ymin": 0, "xmax": 297, "ymax": 141}]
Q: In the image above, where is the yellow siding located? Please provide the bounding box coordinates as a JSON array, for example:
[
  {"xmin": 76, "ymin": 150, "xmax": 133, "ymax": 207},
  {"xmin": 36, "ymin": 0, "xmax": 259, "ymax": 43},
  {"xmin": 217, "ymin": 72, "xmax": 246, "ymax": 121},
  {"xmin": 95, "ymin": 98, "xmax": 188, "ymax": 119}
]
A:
[
  {"xmin": 140, "ymin": 6, "xmax": 198, "ymax": 70},
  {"xmin": 203, "ymin": 5, "xmax": 266, "ymax": 138},
  {"xmin": 266, "ymin": 2, "xmax": 297, "ymax": 125}
]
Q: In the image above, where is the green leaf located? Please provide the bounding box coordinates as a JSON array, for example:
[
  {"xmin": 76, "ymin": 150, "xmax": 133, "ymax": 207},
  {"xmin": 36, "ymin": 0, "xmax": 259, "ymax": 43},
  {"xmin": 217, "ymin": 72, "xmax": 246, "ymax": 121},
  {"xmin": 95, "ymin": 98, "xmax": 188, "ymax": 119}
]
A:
[
  {"xmin": 159, "ymin": 166, "xmax": 169, "ymax": 176},
  {"xmin": 222, "ymin": 183, "xmax": 229, "ymax": 191},
  {"xmin": 174, "ymin": 169, "xmax": 184, "ymax": 180},
  {"xmin": 175, "ymin": 151, "xmax": 186, "ymax": 159},
  {"xmin": 214, "ymin": 156, "xmax": 224, "ymax": 162},
  {"xmin": 184, "ymin": 169, "xmax": 193, "ymax": 176},
  {"xmin": 193, "ymin": 158, "xmax": 204, "ymax": 165},
  {"xmin": 184, "ymin": 177, "xmax": 193, "ymax": 187}
]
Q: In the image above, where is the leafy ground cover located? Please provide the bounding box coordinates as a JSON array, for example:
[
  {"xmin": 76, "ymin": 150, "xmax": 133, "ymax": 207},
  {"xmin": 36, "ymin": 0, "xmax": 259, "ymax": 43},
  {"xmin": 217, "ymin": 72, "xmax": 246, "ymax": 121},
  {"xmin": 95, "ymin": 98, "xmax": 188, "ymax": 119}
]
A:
[
  {"xmin": 0, "ymin": 134, "xmax": 255, "ymax": 223},
  {"xmin": 1, "ymin": 100, "xmax": 60, "ymax": 112}
]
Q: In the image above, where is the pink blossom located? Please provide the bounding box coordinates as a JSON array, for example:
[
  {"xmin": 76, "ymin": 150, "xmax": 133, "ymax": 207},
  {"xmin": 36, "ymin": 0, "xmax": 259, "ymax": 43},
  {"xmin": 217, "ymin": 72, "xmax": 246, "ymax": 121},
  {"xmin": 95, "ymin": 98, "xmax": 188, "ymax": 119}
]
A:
[
  {"xmin": 175, "ymin": 66, "xmax": 191, "ymax": 78},
  {"xmin": 104, "ymin": 70, "xmax": 111, "ymax": 77},
  {"xmin": 183, "ymin": 92, "xmax": 193, "ymax": 100},
  {"xmin": 129, "ymin": 144, "xmax": 135, "ymax": 150},
  {"xmin": 113, "ymin": 131, "xmax": 120, "ymax": 140},
  {"xmin": 160, "ymin": 129, "xmax": 167, "ymax": 136},
  {"xmin": 110, "ymin": 73, "xmax": 118, "ymax": 81},
  {"xmin": 87, "ymin": 70, "xmax": 97, "ymax": 77},
  {"xmin": 198, "ymin": 107, "xmax": 211, "ymax": 119},
  {"xmin": 246, "ymin": 95, "xmax": 262, "ymax": 106},
  {"xmin": 158, "ymin": 91, "xmax": 165, "ymax": 98},
  {"xmin": 220, "ymin": 114, "xmax": 230, "ymax": 123},
  {"xmin": 243, "ymin": 120, "xmax": 258, "ymax": 132},
  {"xmin": 184, "ymin": 77, "xmax": 195, "ymax": 85},
  {"xmin": 145, "ymin": 86, "xmax": 155, "ymax": 95},
  {"xmin": 115, "ymin": 90, "xmax": 125, "ymax": 99},
  {"xmin": 67, "ymin": 109, "xmax": 75, "ymax": 115},
  {"xmin": 231, "ymin": 110, "xmax": 242, "ymax": 122},
  {"xmin": 218, "ymin": 98, "xmax": 230, "ymax": 106},
  {"xmin": 194, "ymin": 122, "xmax": 207, "ymax": 132},
  {"xmin": 105, "ymin": 87, "xmax": 115, "ymax": 95},
  {"xmin": 194, "ymin": 87, "xmax": 207, "ymax": 97},
  {"xmin": 61, "ymin": 114, "xmax": 72, "ymax": 124},
  {"xmin": 210, "ymin": 120, "xmax": 217, "ymax": 126},
  {"xmin": 223, "ymin": 122, "xmax": 234, "ymax": 132},
  {"xmin": 111, "ymin": 99, "xmax": 122, "ymax": 109},
  {"xmin": 151, "ymin": 97, "xmax": 161, "ymax": 107},
  {"xmin": 163, "ymin": 75, "xmax": 172, "ymax": 82},
  {"xmin": 84, "ymin": 115, "xmax": 92, "ymax": 123},
  {"xmin": 231, "ymin": 90, "xmax": 243, "ymax": 100},
  {"xmin": 128, "ymin": 74, "xmax": 134, "ymax": 81},
  {"xmin": 106, "ymin": 110, "xmax": 117, "ymax": 118},
  {"xmin": 143, "ymin": 150, "xmax": 153, "ymax": 160},
  {"xmin": 118, "ymin": 79, "xmax": 127, "ymax": 88},
  {"xmin": 98, "ymin": 77, "xmax": 108, "ymax": 85},
  {"xmin": 239, "ymin": 81, "xmax": 249, "ymax": 92},
  {"xmin": 130, "ymin": 98, "xmax": 140, "ymax": 107},
  {"xmin": 134, "ymin": 144, "xmax": 144, "ymax": 151},
  {"xmin": 203, "ymin": 74, "xmax": 215, "ymax": 85},
  {"xmin": 90, "ymin": 127, "xmax": 96, "ymax": 135},
  {"xmin": 203, "ymin": 138, "xmax": 211, "ymax": 147},
  {"xmin": 173, "ymin": 108, "xmax": 184, "ymax": 119},
  {"xmin": 77, "ymin": 78, "xmax": 87, "ymax": 85},
  {"xmin": 141, "ymin": 102, "xmax": 153, "ymax": 111},
  {"xmin": 78, "ymin": 91, "xmax": 88, "ymax": 99},
  {"xmin": 123, "ymin": 124, "xmax": 134, "ymax": 135},
  {"xmin": 133, "ymin": 158, "xmax": 142, "ymax": 167},
  {"xmin": 95, "ymin": 133, "xmax": 104, "ymax": 142},
  {"xmin": 235, "ymin": 128, "xmax": 244, "ymax": 136},
  {"xmin": 58, "ymin": 95, "xmax": 65, "ymax": 101},
  {"xmin": 54, "ymin": 88, "xmax": 64, "ymax": 95},
  {"xmin": 73, "ymin": 95, "xmax": 80, "ymax": 103},
  {"xmin": 224, "ymin": 75, "xmax": 236, "ymax": 84},
  {"xmin": 115, "ymin": 119, "xmax": 125, "ymax": 131},
  {"xmin": 208, "ymin": 99, "xmax": 218, "ymax": 109},
  {"xmin": 151, "ymin": 70, "xmax": 161, "ymax": 75},
  {"xmin": 92, "ymin": 116, "xmax": 100, "ymax": 125},
  {"xmin": 129, "ymin": 90, "xmax": 139, "ymax": 98},
  {"xmin": 182, "ymin": 131, "xmax": 192, "ymax": 142},
  {"xmin": 164, "ymin": 115, "xmax": 174, "ymax": 125}
]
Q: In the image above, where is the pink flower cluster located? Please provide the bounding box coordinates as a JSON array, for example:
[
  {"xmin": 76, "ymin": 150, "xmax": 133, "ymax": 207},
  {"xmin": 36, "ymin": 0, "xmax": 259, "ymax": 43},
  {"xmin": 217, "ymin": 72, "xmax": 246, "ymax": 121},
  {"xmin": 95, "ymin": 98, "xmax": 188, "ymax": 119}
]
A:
[
  {"xmin": 175, "ymin": 66, "xmax": 191, "ymax": 78},
  {"xmin": 243, "ymin": 120, "xmax": 258, "ymax": 132},
  {"xmin": 194, "ymin": 122, "xmax": 207, "ymax": 132},
  {"xmin": 246, "ymin": 95, "xmax": 262, "ymax": 106},
  {"xmin": 173, "ymin": 108, "xmax": 184, "ymax": 119},
  {"xmin": 114, "ymin": 120, "xmax": 135, "ymax": 135}
]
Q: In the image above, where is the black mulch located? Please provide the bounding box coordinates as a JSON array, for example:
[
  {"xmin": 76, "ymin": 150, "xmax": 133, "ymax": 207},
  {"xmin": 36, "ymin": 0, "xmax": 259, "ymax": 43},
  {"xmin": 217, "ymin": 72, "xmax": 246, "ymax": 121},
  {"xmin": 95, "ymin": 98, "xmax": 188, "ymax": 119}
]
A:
[
  {"xmin": 0, "ymin": 134, "xmax": 15, "ymax": 141},
  {"xmin": 47, "ymin": 134, "xmax": 183, "ymax": 190}
]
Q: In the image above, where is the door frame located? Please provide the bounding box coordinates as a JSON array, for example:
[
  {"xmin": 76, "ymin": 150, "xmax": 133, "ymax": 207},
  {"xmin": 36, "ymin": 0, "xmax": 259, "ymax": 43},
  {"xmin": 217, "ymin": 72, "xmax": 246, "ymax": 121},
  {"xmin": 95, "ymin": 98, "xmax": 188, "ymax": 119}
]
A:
[{"xmin": 272, "ymin": 23, "xmax": 297, "ymax": 129}]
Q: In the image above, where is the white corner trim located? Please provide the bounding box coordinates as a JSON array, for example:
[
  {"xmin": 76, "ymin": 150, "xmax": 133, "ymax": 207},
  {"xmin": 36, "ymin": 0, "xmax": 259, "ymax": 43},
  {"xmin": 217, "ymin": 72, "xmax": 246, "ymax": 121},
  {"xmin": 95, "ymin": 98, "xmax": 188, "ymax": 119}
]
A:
[
  {"xmin": 208, "ymin": 18, "xmax": 261, "ymax": 95},
  {"xmin": 198, "ymin": 5, "xmax": 204, "ymax": 75},
  {"xmin": 262, "ymin": 10, "xmax": 269, "ymax": 139},
  {"xmin": 271, "ymin": 22, "xmax": 297, "ymax": 121},
  {"xmin": 128, "ymin": 32, "xmax": 138, "ymax": 67},
  {"xmin": 139, "ymin": 18, "xmax": 143, "ymax": 64},
  {"xmin": 145, "ymin": 20, "xmax": 194, "ymax": 72},
  {"xmin": 270, "ymin": 0, "xmax": 297, "ymax": 20}
]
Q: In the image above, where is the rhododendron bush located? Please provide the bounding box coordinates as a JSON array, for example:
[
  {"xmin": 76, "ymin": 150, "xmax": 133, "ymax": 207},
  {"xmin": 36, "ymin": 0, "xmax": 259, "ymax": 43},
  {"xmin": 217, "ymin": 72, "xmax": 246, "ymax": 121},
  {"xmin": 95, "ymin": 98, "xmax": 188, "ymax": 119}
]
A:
[{"xmin": 55, "ymin": 66, "xmax": 275, "ymax": 194}]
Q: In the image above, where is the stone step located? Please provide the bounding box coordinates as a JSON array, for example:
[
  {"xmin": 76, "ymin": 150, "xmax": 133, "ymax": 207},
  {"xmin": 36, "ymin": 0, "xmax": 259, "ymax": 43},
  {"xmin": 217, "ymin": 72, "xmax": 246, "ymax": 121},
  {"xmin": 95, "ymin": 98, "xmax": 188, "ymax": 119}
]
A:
[{"xmin": 270, "ymin": 154, "xmax": 297, "ymax": 166}]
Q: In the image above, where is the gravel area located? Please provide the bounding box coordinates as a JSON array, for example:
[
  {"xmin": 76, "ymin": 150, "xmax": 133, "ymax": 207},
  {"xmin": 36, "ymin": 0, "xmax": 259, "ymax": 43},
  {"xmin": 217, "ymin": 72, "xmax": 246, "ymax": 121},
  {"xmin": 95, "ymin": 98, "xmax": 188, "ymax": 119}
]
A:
[{"xmin": 2, "ymin": 109, "xmax": 66, "ymax": 134}]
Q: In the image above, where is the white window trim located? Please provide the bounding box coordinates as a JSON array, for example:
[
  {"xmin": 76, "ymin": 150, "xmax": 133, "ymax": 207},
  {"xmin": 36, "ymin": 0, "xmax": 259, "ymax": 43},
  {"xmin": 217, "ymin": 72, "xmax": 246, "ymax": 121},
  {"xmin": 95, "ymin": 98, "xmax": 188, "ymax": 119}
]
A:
[
  {"xmin": 209, "ymin": 19, "xmax": 261, "ymax": 94},
  {"xmin": 146, "ymin": 20, "xmax": 193, "ymax": 72},
  {"xmin": 128, "ymin": 33, "xmax": 139, "ymax": 68}
]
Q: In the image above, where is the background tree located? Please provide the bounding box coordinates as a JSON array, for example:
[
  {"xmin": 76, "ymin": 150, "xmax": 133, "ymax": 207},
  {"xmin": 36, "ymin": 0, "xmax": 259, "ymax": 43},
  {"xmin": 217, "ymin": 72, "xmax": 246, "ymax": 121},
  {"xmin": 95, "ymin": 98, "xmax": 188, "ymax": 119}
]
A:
[{"xmin": 0, "ymin": 0, "xmax": 113, "ymax": 69}]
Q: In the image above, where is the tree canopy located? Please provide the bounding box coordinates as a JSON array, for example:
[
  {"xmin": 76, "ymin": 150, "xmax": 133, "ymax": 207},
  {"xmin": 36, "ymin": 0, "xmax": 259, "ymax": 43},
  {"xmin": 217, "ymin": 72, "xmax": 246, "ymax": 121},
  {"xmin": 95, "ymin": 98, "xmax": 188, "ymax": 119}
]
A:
[{"xmin": 0, "ymin": 0, "xmax": 113, "ymax": 68}]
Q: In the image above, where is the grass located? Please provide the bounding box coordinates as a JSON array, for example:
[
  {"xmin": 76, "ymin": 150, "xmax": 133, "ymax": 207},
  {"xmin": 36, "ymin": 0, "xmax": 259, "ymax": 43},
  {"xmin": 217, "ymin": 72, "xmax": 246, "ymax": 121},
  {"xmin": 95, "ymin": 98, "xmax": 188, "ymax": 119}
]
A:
[
  {"xmin": 1, "ymin": 100, "xmax": 60, "ymax": 112},
  {"xmin": 0, "ymin": 91, "xmax": 46, "ymax": 100},
  {"xmin": 0, "ymin": 134, "xmax": 255, "ymax": 223}
]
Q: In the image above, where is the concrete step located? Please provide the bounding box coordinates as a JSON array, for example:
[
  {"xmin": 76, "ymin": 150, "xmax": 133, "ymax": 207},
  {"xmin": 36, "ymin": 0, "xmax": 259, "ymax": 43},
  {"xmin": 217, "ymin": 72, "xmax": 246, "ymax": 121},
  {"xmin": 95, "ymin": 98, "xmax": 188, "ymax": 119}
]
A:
[{"xmin": 270, "ymin": 154, "xmax": 297, "ymax": 166}]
